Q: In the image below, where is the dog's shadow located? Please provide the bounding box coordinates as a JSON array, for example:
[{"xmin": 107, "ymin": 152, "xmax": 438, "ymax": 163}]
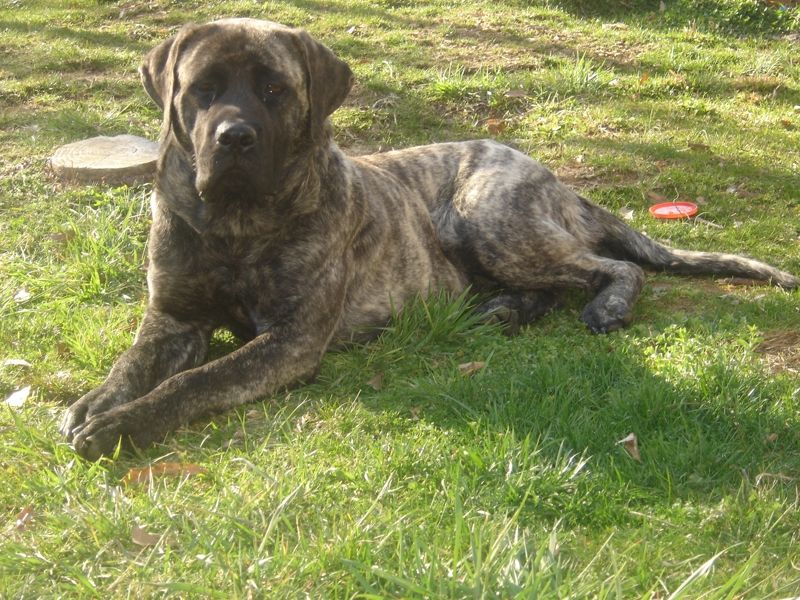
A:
[{"xmin": 195, "ymin": 288, "xmax": 800, "ymax": 524}]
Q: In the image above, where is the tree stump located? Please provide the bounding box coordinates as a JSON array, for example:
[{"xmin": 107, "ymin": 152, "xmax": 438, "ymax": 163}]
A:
[{"xmin": 50, "ymin": 134, "xmax": 159, "ymax": 185}]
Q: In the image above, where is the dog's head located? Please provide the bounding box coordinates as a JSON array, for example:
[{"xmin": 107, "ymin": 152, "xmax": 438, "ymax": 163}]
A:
[{"xmin": 140, "ymin": 19, "xmax": 353, "ymax": 203}]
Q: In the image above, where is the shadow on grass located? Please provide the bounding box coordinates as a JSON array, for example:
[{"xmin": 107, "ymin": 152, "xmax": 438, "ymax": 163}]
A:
[
  {"xmin": 525, "ymin": 0, "xmax": 799, "ymax": 37},
  {"xmin": 186, "ymin": 284, "xmax": 800, "ymax": 532},
  {"xmin": 334, "ymin": 311, "xmax": 799, "ymax": 527}
]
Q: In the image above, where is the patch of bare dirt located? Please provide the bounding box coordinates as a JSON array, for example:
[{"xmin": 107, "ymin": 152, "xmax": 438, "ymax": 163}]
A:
[
  {"xmin": 756, "ymin": 330, "xmax": 800, "ymax": 374},
  {"xmin": 554, "ymin": 162, "xmax": 640, "ymax": 192},
  {"xmin": 644, "ymin": 277, "xmax": 776, "ymax": 314},
  {"xmin": 411, "ymin": 14, "xmax": 654, "ymax": 73},
  {"xmin": 732, "ymin": 75, "xmax": 786, "ymax": 94}
]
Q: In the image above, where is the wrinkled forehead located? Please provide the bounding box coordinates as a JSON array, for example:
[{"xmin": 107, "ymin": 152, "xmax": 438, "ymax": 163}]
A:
[{"xmin": 177, "ymin": 19, "xmax": 305, "ymax": 85}]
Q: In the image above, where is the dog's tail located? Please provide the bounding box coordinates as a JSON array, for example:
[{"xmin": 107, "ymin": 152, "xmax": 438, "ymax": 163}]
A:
[{"xmin": 585, "ymin": 197, "xmax": 799, "ymax": 289}]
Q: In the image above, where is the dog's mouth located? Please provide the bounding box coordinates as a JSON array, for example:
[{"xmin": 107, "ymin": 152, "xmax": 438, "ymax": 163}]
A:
[{"xmin": 195, "ymin": 154, "xmax": 273, "ymax": 202}]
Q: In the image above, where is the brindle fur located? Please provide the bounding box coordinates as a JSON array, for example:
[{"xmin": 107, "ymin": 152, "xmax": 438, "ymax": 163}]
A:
[{"xmin": 61, "ymin": 19, "xmax": 798, "ymax": 459}]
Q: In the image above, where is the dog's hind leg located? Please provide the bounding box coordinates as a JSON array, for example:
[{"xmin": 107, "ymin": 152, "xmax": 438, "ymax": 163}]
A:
[
  {"xmin": 574, "ymin": 256, "xmax": 646, "ymax": 333},
  {"xmin": 472, "ymin": 245, "xmax": 646, "ymax": 334},
  {"xmin": 517, "ymin": 256, "xmax": 644, "ymax": 333}
]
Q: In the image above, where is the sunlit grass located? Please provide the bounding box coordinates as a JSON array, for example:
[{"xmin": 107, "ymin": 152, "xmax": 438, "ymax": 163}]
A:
[{"xmin": 1, "ymin": 0, "xmax": 799, "ymax": 596}]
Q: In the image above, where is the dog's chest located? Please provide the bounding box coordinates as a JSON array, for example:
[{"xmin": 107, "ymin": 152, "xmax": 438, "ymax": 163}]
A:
[
  {"xmin": 154, "ymin": 241, "xmax": 279, "ymax": 339},
  {"xmin": 203, "ymin": 253, "xmax": 286, "ymax": 339}
]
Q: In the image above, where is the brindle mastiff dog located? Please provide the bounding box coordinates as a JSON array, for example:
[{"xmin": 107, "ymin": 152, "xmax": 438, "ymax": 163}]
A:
[{"xmin": 61, "ymin": 18, "xmax": 798, "ymax": 460}]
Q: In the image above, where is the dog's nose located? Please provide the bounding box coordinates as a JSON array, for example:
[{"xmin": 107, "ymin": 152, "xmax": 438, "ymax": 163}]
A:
[{"xmin": 215, "ymin": 122, "xmax": 257, "ymax": 152}]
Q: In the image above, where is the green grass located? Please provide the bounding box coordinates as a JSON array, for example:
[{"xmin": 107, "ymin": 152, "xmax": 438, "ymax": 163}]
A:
[{"xmin": 2, "ymin": 0, "xmax": 800, "ymax": 596}]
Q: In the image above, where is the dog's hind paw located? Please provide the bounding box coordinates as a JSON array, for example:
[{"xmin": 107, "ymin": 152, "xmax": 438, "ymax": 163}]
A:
[{"xmin": 580, "ymin": 298, "xmax": 632, "ymax": 334}]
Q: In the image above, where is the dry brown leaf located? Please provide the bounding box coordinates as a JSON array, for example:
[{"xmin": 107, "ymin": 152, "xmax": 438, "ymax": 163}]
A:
[
  {"xmin": 458, "ymin": 361, "xmax": 486, "ymax": 376},
  {"xmin": 617, "ymin": 432, "xmax": 641, "ymax": 461},
  {"xmin": 646, "ymin": 191, "xmax": 667, "ymax": 204},
  {"xmin": 639, "ymin": 72, "xmax": 651, "ymax": 85},
  {"xmin": 765, "ymin": 433, "xmax": 778, "ymax": 443},
  {"xmin": 245, "ymin": 408, "xmax": 264, "ymax": 420},
  {"xmin": 123, "ymin": 462, "xmax": 206, "ymax": 486},
  {"xmin": 132, "ymin": 524, "xmax": 162, "ymax": 547},
  {"xmin": 15, "ymin": 505, "xmax": 34, "ymax": 532},
  {"xmin": 755, "ymin": 472, "xmax": 793, "ymax": 486},
  {"xmin": 619, "ymin": 207, "xmax": 635, "ymax": 221},
  {"xmin": 485, "ymin": 119, "xmax": 506, "ymax": 135},
  {"xmin": 47, "ymin": 231, "xmax": 76, "ymax": 245},
  {"xmin": 367, "ymin": 372, "xmax": 384, "ymax": 391},
  {"xmin": 688, "ymin": 142, "xmax": 710, "ymax": 152},
  {"xmin": 780, "ymin": 118, "xmax": 795, "ymax": 130},
  {"xmin": 725, "ymin": 277, "xmax": 761, "ymax": 287}
]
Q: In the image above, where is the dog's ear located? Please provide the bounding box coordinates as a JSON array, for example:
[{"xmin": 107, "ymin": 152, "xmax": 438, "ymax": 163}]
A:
[
  {"xmin": 139, "ymin": 25, "xmax": 202, "ymax": 145},
  {"xmin": 139, "ymin": 34, "xmax": 177, "ymax": 110},
  {"xmin": 293, "ymin": 29, "xmax": 354, "ymax": 141}
]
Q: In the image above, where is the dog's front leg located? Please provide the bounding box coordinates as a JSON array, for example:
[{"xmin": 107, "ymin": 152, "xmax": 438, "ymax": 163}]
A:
[
  {"xmin": 60, "ymin": 311, "xmax": 212, "ymax": 441},
  {"xmin": 69, "ymin": 277, "xmax": 346, "ymax": 460}
]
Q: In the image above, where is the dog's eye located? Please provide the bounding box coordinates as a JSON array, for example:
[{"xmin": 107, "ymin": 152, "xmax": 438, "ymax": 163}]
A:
[
  {"xmin": 262, "ymin": 82, "xmax": 285, "ymax": 102},
  {"xmin": 193, "ymin": 81, "xmax": 217, "ymax": 102}
]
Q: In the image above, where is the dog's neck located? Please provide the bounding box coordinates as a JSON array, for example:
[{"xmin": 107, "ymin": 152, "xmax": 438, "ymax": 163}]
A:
[{"xmin": 154, "ymin": 134, "xmax": 342, "ymax": 241}]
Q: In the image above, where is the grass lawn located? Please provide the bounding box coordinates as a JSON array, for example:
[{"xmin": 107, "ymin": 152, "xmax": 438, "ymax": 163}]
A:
[{"xmin": 2, "ymin": 0, "xmax": 800, "ymax": 596}]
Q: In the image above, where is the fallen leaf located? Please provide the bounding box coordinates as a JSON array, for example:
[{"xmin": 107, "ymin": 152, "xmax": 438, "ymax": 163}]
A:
[
  {"xmin": 367, "ymin": 372, "xmax": 384, "ymax": 391},
  {"xmin": 5, "ymin": 386, "xmax": 31, "ymax": 408},
  {"xmin": 617, "ymin": 432, "xmax": 641, "ymax": 461},
  {"xmin": 2, "ymin": 359, "xmax": 32, "ymax": 368},
  {"xmin": 781, "ymin": 118, "xmax": 795, "ymax": 130},
  {"xmin": 47, "ymin": 231, "xmax": 75, "ymax": 245},
  {"xmin": 755, "ymin": 472, "xmax": 793, "ymax": 486},
  {"xmin": 458, "ymin": 361, "xmax": 486, "ymax": 376},
  {"xmin": 639, "ymin": 72, "xmax": 651, "ymax": 85},
  {"xmin": 13, "ymin": 289, "xmax": 31, "ymax": 303},
  {"xmin": 122, "ymin": 462, "xmax": 206, "ymax": 485},
  {"xmin": 602, "ymin": 22, "xmax": 629, "ymax": 30},
  {"xmin": 695, "ymin": 196, "xmax": 707, "ymax": 205},
  {"xmin": 765, "ymin": 433, "xmax": 778, "ymax": 443},
  {"xmin": 505, "ymin": 90, "xmax": 528, "ymax": 98},
  {"xmin": 409, "ymin": 405, "xmax": 422, "ymax": 420},
  {"xmin": 245, "ymin": 408, "xmax": 264, "ymax": 420},
  {"xmin": 132, "ymin": 524, "xmax": 162, "ymax": 547},
  {"xmin": 726, "ymin": 277, "xmax": 760, "ymax": 287},
  {"xmin": 15, "ymin": 505, "xmax": 34, "ymax": 532},
  {"xmin": 485, "ymin": 119, "xmax": 506, "ymax": 135},
  {"xmin": 619, "ymin": 207, "xmax": 635, "ymax": 221},
  {"xmin": 646, "ymin": 191, "xmax": 667, "ymax": 204},
  {"xmin": 693, "ymin": 216, "xmax": 723, "ymax": 229},
  {"xmin": 294, "ymin": 413, "xmax": 312, "ymax": 433}
]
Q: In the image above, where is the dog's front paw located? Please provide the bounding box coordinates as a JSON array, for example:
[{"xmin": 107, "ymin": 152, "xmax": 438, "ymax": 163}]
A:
[
  {"xmin": 60, "ymin": 385, "xmax": 133, "ymax": 441},
  {"xmin": 71, "ymin": 406, "xmax": 155, "ymax": 461}
]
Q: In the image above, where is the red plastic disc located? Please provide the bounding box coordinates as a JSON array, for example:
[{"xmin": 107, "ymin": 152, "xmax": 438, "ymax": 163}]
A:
[{"xmin": 649, "ymin": 201, "xmax": 698, "ymax": 219}]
